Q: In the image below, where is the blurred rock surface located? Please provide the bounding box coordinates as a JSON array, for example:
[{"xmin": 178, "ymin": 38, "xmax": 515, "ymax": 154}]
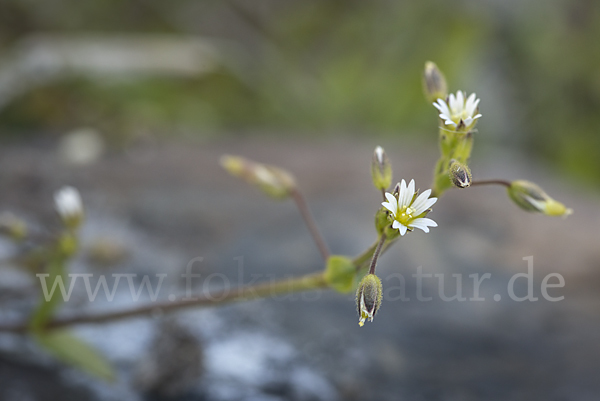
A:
[{"xmin": 0, "ymin": 137, "xmax": 598, "ymax": 401}]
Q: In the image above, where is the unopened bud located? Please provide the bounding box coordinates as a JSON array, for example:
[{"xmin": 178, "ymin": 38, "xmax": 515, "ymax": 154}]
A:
[
  {"xmin": 220, "ymin": 155, "xmax": 296, "ymax": 200},
  {"xmin": 448, "ymin": 159, "xmax": 472, "ymax": 188},
  {"xmin": 374, "ymin": 207, "xmax": 389, "ymax": 235},
  {"xmin": 324, "ymin": 255, "xmax": 356, "ymax": 293},
  {"xmin": 423, "ymin": 61, "xmax": 447, "ymax": 103},
  {"xmin": 54, "ymin": 186, "xmax": 84, "ymax": 229},
  {"xmin": 0, "ymin": 212, "xmax": 27, "ymax": 241},
  {"xmin": 356, "ymin": 273, "xmax": 383, "ymax": 327},
  {"xmin": 371, "ymin": 146, "xmax": 392, "ymax": 191},
  {"xmin": 507, "ymin": 180, "xmax": 573, "ymax": 217}
]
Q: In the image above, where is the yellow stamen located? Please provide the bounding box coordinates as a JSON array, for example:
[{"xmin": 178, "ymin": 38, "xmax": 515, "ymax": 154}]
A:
[{"xmin": 396, "ymin": 205, "xmax": 415, "ymax": 226}]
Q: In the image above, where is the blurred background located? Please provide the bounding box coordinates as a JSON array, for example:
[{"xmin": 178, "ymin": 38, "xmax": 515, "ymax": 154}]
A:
[{"xmin": 0, "ymin": 0, "xmax": 600, "ymax": 400}]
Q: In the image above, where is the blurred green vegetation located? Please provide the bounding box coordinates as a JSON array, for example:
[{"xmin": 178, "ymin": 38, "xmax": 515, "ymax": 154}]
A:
[{"xmin": 0, "ymin": 0, "xmax": 599, "ymax": 185}]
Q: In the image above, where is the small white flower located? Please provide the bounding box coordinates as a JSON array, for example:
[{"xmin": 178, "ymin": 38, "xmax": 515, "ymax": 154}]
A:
[
  {"xmin": 54, "ymin": 186, "xmax": 83, "ymax": 221},
  {"xmin": 433, "ymin": 91, "xmax": 482, "ymax": 131},
  {"xmin": 381, "ymin": 179, "xmax": 438, "ymax": 236}
]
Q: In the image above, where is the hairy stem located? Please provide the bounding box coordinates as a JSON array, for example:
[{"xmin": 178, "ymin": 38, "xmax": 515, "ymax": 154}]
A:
[
  {"xmin": 368, "ymin": 233, "xmax": 387, "ymax": 275},
  {"xmin": 0, "ymin": 272, "xmax": 328, "ymax": 334}
]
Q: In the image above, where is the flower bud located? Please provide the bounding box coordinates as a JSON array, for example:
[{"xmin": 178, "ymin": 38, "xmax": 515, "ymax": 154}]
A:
[
  {"xmin": 371, "ymin": 146, "xmax": 392, "ymax": 191},
  {"xmin": 356, "ymin": 273, "xmax": 383, "ymax": 327},
  {"xmin": 374, "ymin": 207, "xmax": 389, "ymax": 235},
  {"xmin": 423, "ymin": 61, "xmax": 447, "ymax": 103},
  {"xmin": 0, "ymin": 212, "xmax": 27, "ymax": 241},
  {"xmin": 507, "ymin": 180, "xmax": 573, "ymax": 217},
  {"xmin": 54, "ymin": 186, "xmax": 84, "ymax": 229},
  {"xmin": 324, "ymin": 255, "xmax": 356, "ymax": 293},
  {"xmin": 57, "ymin": 232, "xmax": 78, "ymax": 258},
  {"xmin": 448, "ymin": 159, "xmax": 472, "ymax": 188},
  {"xmin": 220, "ymin": 155, "xmax": 296, "ymax": 200}
]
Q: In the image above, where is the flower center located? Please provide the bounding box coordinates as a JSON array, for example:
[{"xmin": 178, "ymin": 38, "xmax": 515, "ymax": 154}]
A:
[{"xmin": 396, "ymin": 205, "xmax": 415, "ymax": 226}]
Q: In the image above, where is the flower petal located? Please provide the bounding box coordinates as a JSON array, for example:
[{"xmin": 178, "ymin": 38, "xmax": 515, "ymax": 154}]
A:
[
  {"xmin": 465, "ymin": 93, "xmax": 476, "ymax": 114},
  {"xmin": 448, "ymin": 93, "xmax": 456, "ymax": 110},
  {"xmin": 468, "ymin": 97, "xmax": 480, "ymax": 116},
  {"xmin": 382, "ymin": 202, "xmax": 396, "ymax": 215},
  {"xmin": 409, "ymin": 222, "xmax": 430, "ymax": 233},
  {"xmin": 403, "ymin": 179, "xmax": 415, "ymax": 207},
  {"xmin": 384, "ymin": 192, "xmax": 396, "ymax": 204},
  {"xmin": 397, "ymin": 223, "xmax": 408, "ymax": 236},
  {"xmin": 411, "ymin": 189, "xmax": 434, "ymax": 214},
  {"xmin": 398, "ymin": 179, "xmax": 408, "ymax": 207},
  {"xmin": 382, "ymin": 194, "xmax": 398, "ymax": 215},
  {"xmin": 456, "ymin": 90, "xmax": 464, "ymax": 108},
  {"xmin": 434, "ymin": 99, "xmax": 450, "ymax": 117},
  {"xmin": 411, "ymin": 217, "xmax": 438, "ymax": 229},
  {"xmin": 420, "ymin": 197, "xmax": 438, "ymax": 213}
]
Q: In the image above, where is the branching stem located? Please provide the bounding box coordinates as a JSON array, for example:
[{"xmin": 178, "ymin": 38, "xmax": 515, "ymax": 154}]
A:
[
  {"xmin": 0, "ymin": 272, "xmax": 328, "ymax": 334},
  {"xmin": 290, "ymin": 189, "xmax": 330, "ymax": 261}
]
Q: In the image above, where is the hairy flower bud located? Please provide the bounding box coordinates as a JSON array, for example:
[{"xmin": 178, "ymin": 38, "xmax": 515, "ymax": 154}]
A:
[
  {"xmin": 220, "ymin": 155, "xmax": 296, "ymax": 200},
  {"xmin": 448, "ymin": 159, "xmax": 472, "ymax": 188},
  {"xmin": 371, "ymin": 146, "xmax": 392, "ymax": 191},
  {"xmin": 507, "ymin": 180, "xmax": 573, "ymax": 217},
  {"xmin": 423, "ymin": 61, "xmax": 447, "ymax": 103},
  {"xmin": 356, "ymin": 274, "xmax": 383, "ymax": 327}
]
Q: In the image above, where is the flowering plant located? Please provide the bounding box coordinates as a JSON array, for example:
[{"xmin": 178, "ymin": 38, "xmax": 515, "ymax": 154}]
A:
[{"xmin": 0, "ymin": 62, "xmax": 572, "ymax": 379}]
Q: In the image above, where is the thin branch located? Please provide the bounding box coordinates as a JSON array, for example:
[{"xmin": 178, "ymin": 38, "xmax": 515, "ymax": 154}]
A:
[
  {"xmin": 470, "ymin": 179, "xmax": 511, "ymax": 188},
  {"xmin": 0, "ymin": 272, "xmax": 328, "ymax": 334},
  {"xmin": 368, "ymin": 234, "xmax": 387, "ymax": 275},
  {"xmin": 0, "ymin": 233, "xmax": 399, "ymax": 333},
  {"xmin": 353, "ymin": 237, "xmax": 395, "ymax": 272},
  {"xmin": 290, "ymin": 189, "xmax": 330, "ymax": 261}
]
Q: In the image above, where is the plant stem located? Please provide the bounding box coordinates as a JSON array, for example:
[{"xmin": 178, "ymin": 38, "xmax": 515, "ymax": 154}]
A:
[
  {"xmin": 353, "ymin": 236, "xmax": 395, "ymax": 271},
  {"xmin": 0, "ymin": 272, "xmax": 328, "ymax": 334},
  {"xmin": 353, "ymin": 239, "xmax": 380, "ymax": 270},
  {"xmin": 368, "ymin": 233, "xmax": 387, "ymax": 275},
  {"xmin": 0, "ymin": 233, "xmax": 399, "ymax": 333},
  {"xmin": 470, "ymin": 179, "xmax": 511, "ymax": 188},
  {"xmin": 290, "ymin": 189, "xmax": 330, "ymax": 261}
]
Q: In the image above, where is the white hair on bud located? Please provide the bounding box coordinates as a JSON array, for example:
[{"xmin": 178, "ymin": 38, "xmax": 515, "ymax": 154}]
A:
[{"xmin": 375, "ymin": 146, "xmax": 384, "ymax": 164}]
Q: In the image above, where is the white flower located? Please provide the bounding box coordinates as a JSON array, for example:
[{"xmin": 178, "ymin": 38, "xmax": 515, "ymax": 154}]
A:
[
  {"xmin": 382, "ymin": 179, "xmax": 438, "ymax": 236},
  {"xmin": 433, "ymin": 91, "xmax": 482, "ymax": 131},
  {"xmin": 54, "ymin": 186, "xmax": 83, "ymax": 222}
]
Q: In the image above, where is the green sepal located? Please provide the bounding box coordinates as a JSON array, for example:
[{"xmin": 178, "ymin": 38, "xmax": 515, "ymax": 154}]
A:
[{"xmin": 374, "ymin": 207, "xmax": 389, "ymax": 235}]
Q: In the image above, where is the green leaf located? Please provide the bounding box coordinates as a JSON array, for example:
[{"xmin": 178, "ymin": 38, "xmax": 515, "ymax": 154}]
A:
[
  {"xmin": 324, "ymin": 255, "xmax": 357, "ymax": 293},
  {"xmin": 34, "ymin": 330, "xmax": 115, "ymax": 382}
]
